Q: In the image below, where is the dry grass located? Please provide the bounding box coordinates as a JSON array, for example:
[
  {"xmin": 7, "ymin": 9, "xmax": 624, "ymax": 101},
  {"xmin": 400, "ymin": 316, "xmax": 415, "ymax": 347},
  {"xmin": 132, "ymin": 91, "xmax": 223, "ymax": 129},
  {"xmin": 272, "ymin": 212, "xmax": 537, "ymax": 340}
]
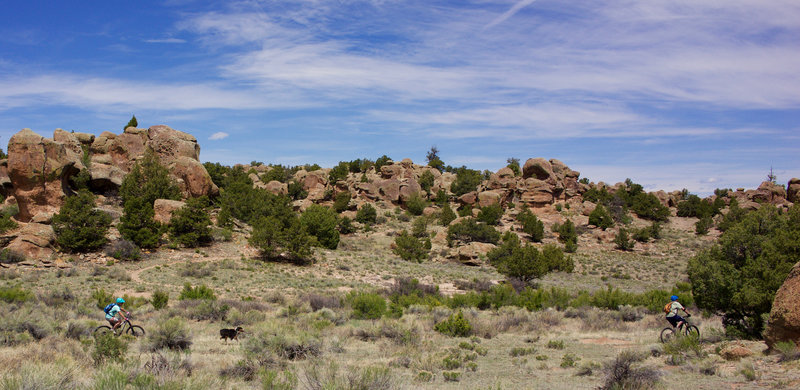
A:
[{"xmin": 0, "ymin": 211, "xmax": 795, "ymax": 389}]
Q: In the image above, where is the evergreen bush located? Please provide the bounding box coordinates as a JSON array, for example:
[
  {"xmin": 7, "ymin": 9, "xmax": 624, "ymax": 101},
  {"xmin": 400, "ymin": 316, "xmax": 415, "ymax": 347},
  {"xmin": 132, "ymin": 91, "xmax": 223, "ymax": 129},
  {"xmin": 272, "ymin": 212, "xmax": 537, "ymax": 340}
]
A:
[
  {"xmin": 178, "ymin": 283, "xmax": 217, "ymax": 300},
  {"xmin": 517, "ymin": 208, "xmax": 544, "ymax": 242},
  {"xmin": 356, "ymin": 203, "xmax": 377, "ymax": 224},
  {"xmin": 333, "ymin": 191, "xmax": 351, "ymax": 213},
  {"xmin": 447, "ymin": 218, "xmax": 500, "ymax": 246},
  {"xmin": 434, "ymin": 311, "xmax": 472, "ymax": 337},
  {"xmin": 449, "ymin": 167, "xmax": 482, "ymax": 196},
  {"xmin": 477, "ymin": 203, "xmax": 503, "ymax": 225},
  {"xmin": 688, "ymin": 204, "xmax": 800, "ymax": 338},
  {"xmin": 554, "ymin": 219, "xmax": 578, "ymax": 253},
  {"xmin": 614, "ymin": 229, "xmax": 635, "ymax": 251},
  {"xmin": 118, "ymin": 196, "xmax": 161, "ymax": 249},
  {"xmin": 393, "ymin": 230, "xmax": 429, "ymax": 262},
  {"xmin": 439, "ymin": 204, "xmax": 457, "ymax": 226},
  {"xmin": 589, "ymin": 204, "xmax": 614, "ymax": 230},
  {"xmin": 119, "ymin": 150, "xmax": 181, "ymax": 207},
  {"xmin": 350, "ymin": 292, "xmax": 387, "ymax": 319},
  {"xmin": 419, "ymin": 170, "xmax": 435, "ymax": 193},
  {"xmin": 53, "ymin": 190, "xmax": 111, "ymax": 252},
  {"xmin": 405, "ymin": 192, "xmax": 428, "ymax": 216},
  {"xmin": 168, "ymin": 197, "xmax": 213, "ymax": 247},
  {"xmin": 301, "ymin": 204, "xmax": 340, "ymax": 250}
]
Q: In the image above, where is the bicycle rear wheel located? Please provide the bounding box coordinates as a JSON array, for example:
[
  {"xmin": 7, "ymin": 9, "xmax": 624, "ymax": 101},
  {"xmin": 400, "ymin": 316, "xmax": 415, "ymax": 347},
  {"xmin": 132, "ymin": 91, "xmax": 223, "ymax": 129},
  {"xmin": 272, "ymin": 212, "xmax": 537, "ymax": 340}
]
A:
[
  {"xmin": 93, "ymin": 325, "xmax": 113, "ymax": 337},
  {"xmin": 127, "ymin": 325, "xmax": 145, "ymax": 337},
  {"xmin": 684, "ymin": 325, "xmax": 700, "ymax": 339},
  {"xmin": 660, "ymin": 327, "xmax": 675, "ymax": 343}
]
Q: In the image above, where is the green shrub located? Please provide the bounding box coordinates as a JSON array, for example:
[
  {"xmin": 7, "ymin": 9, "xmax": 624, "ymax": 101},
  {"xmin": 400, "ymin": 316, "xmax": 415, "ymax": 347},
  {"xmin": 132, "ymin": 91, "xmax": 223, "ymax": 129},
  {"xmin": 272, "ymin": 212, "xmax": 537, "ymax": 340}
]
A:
[
  {"xmin": 554, "ymin": 219, "xmax": 578, "ymax": 253},
  {"xmin": 677, "ymin": 194, "xmax": 718, "ymax": 219},
  {"xmin": 517, "ymin": 208, "xmax": 544, "ymax": 242},
  {"xmin": 0, "ymin": 212, "xmax": 18, "ymax": 234},
  {"xmin": 125, "ymin": 115, "xmax": 137, "ymax": 129},
  {"xmin": 488, "ymin": 234, "xmax": 572, "ymax": 282},
  {"xmin": 405, "ymin": 192, "xmax": 428, "ymax": 216},
  {"xmin": 151, "ymin": 290, "xmax": 169, "ymax": 310},
  {"xmin": 301, "ymin": 204, "xmax": 340, "ymax": 250},
  {"xmin": 178, "ymin": 283, "xmax": 216, "ymax": 300},
  {"xmin": 419, "ymin": 170, "xmax": 435, "ymax": 193},
  {"xmin": 337, "ymin": 216, "xmax": 356, "ymax": 234},
  {"xmin": 333, "ymin": 191, "xmax": 351, "ymax": 213},
  {"xmin": 92, "ymin": 332, "xmax": 128, "ymax": 365},
  {"xmin": 439, "ymin": 204, "xmax": 457, "ymax": 226},
  {"xmin": 632, "ymin": 227, "xmax": 651, "ymax": 242},
  {"xmin": 356, "ymin": 203, "xmax": 377, "ymax": 224},
  {"xmin": 262, "ymin": 164, "xmax": 289, "ymax": 183},
  {"xmin": 168, "ymin": 196, "xmax": 213, "ymax": 247},
  {"xmin": 630, "ymin": 193, "xmax": 670, "ymax": 221},
  {"xmin": 775, "ymin": 341, "xmax": 800, "ymax": 362},
  {"xmin": 119, "ymin": 149, "xmax": 181, "ymax": 207},
  {"xmin": 561, "ymin": 353, "xmax": 580, "ymax": 368},
  {"xmin": 287, "ymin": 180, "xmax": 307, "ymax": 200},
  {"xmin": 146, "ymin": 317, "xmax": 192, "ymax": 351},
  {"xmin": 53, "ymin": 189, "xmax": 111, "ymax": 252},
  {"xmin": 118, "ymin": 196, "xmax": 161, "ymax": 248},
  {"xmin": 434, "ymin": 310, "xmax": 472, "ymax": 337},
  {"xmin": 450, "ymin": 167, "xmax": 482, "ymax": 196},
  {"xmin": 695, "ymin": 216, "xmax": 713, "ymax": 235},
  {"xmin": 328, "ymin": 161, "xmax": 350, "ymax": 183},
  {"xmin": 0, "ymin": 285, "xmax": 33, "ymax": 303},
  {"xmin": 589, "ymin": 204, "xmax": 614, "ymax": 230},
  {"xmin": 393, "ymin": 230, "xmax": 429, "ymax": 262},
  {"xmin": 477, "ymin": 203, "xmax": 503, "ymax": 225},
  {"xmin": 350, "ymin": 292, "xmax": 387, "ymax": 319},
  {"xmin": 688, "ymin": 204, "xmax": 800, "ymax": 338},
  {"xmin": 447, "ymin": 218, "xmax": 500, "ymax": 246},
  {"xmin": 614, "ymin": 229, "xmax": 635, "ymax": 251}
]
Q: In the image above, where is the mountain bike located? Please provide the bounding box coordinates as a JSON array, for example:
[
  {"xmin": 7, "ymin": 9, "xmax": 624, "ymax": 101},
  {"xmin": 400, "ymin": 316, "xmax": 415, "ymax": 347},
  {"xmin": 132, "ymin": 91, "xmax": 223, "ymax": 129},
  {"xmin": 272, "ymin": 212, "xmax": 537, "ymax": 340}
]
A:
[
  {"xmin": 660, "ymin": 314, "xmax": 699, "ymax": 343},
  {"xmin": 94, "ymin": 316, "xmax": 145, "ymax": 337}
]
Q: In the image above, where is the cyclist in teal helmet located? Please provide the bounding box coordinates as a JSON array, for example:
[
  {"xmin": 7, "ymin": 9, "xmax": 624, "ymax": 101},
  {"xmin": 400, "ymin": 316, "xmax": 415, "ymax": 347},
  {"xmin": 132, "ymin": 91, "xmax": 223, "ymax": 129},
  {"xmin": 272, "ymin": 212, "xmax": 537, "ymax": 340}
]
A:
[
  {"xmin": 665, "ymin": 295, "xmax": 690, "ymax": 329},
  {"xmin": 105, "ymin": 297, "xmax": 129, "ymax": 334}
]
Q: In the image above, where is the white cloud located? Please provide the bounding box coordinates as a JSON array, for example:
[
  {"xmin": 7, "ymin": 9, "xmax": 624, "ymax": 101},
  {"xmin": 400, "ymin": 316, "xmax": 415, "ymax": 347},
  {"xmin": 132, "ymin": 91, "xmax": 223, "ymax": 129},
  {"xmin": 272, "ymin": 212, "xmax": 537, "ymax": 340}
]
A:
[{"xmin": 209, "ymin": 131, "xmax": 229, "ymax": 140}]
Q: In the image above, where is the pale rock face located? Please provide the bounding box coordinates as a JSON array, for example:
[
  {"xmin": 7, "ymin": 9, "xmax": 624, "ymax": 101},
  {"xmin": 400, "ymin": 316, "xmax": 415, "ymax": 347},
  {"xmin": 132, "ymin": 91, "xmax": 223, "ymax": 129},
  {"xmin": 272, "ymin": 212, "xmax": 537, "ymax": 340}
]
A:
[
  {"xmin": 788, "ymin": 178, "xmax": 800, "ymax": 203},
  {"xmin": 153, "ymin": 199, "xmax": 186, "ymax": 225}
]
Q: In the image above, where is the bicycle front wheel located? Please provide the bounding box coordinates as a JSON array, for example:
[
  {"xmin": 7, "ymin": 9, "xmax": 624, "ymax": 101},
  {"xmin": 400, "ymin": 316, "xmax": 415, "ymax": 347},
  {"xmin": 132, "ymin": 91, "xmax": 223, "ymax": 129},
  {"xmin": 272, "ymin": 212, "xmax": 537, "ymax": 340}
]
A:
[
  {"xmin": 660, "ymin": 327, "xmax": 675, "ymax": 343},
  {"xmin": 127, "ymin": 325, "xmax": 145, "ymax": 337},
  {"xmin": 93, "ymin": 325, "xmax": 113, "ymax": 337},
  {"xmin": 684, "ymin": 325, "xmax": 700, "ymax": 339}
]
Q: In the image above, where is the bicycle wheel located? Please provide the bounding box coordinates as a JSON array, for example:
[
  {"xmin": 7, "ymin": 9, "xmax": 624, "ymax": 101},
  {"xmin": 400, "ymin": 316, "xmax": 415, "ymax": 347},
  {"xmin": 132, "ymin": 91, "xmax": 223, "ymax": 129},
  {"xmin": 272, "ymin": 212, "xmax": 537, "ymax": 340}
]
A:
[
  {"xmin": 93, "ymin": 325, "xmax": 113, "ymax": 337},
  {"xmin": 660, "ymin": 327, "xmax": 675, "ymax": 343},
  {"xmin": 684, "ymin": 325, "xmax": 700, "ymax": 339},
  {"xmin": 127, "ymin": 325, "xmax": 145, "ymax": 337}
]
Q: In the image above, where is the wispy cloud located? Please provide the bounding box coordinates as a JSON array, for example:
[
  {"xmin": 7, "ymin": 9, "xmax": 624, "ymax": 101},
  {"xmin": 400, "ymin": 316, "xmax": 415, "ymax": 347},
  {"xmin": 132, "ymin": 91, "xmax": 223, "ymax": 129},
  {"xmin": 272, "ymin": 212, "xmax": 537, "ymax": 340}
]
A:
[
  {"xmin": 483, "ymin": 0, "xmax": 537, "ymax": 30},
  {"xmin": 209, "ymin": 131, "xmax": 229, "ymax": 140},
  {"xmin": 144, "ymin": 38, "xmax": 186, "ymax": 43}
]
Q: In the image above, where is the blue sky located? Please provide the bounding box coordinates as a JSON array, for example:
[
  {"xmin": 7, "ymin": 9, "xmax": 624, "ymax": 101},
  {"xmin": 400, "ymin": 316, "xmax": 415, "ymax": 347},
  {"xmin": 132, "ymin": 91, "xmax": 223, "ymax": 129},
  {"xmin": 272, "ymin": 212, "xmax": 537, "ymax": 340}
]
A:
[{"xmin": 1, "ymin": 0, "xmax": 798, "ymax": 195}]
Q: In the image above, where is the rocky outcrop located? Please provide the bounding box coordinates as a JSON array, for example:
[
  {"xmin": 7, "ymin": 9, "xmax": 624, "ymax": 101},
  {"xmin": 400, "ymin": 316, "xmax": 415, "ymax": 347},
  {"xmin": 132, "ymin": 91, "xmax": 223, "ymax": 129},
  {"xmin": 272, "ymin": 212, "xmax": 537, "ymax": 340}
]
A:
[
  {"xmin": 786, "ymin": 178, "xmax": 800, "ymax": 203},
  {"xmin": 7, "ymin": 129, "xmax": 85, "ymax": 222},
  {"xmin": 764, "ymin": 261, "xmax": 800, "ymax": 350},
  {"xmin": 5, "ymin": 126, "xmax": 218, "ymax": 222},
  {"xmin": 3, "ymin": 223, "xmax": 56, "ymax": 260},
  {"xmin": 448, "ymin": 242, "xmax": 495, "ymax": 266}
]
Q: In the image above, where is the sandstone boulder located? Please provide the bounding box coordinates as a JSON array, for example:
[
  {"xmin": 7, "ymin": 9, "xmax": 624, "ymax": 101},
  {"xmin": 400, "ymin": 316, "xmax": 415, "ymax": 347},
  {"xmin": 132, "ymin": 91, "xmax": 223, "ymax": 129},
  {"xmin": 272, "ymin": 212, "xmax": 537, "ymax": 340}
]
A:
[
  {"xmin": 8, "ymin": 129, "xmax": 85, "ymax": 222},
  {"xmin": 379, "ymin": 179, "xmax": 401, "ymax": 202},
  {"xmin": 449, "ymin": 242, "xmax": 495, "ymax": 266},
  {"xmin": 153, "ymin": 199, "xmax": 185, "ymax": 224},
  {"xmin": 477, "ymin": 191, "xmax": 501, "ymax": 208},
  {"xmin": 458, "ymin": 191, "xmax": 477, "ymax": 206},
  {"xmin": 764, "ymin": 261, "xmax": 800, "ymax": 350},
  {"xmin": 380, "ymin": 163, "xmax": 403, "ymax": 179},
  {"xmin": 786, "ymin": 178, "xmax": 800, "ymax": 203},
  {"xmin": 522, "ymin": 158, "xmax": 554, "ymax": 181},
  {"xmin": 753, "ymin": 181, "xmax": 787, "ymax": 204},
  {"xmin": 264, "ymin": 180, "xmax": 288, "ymax": 196},
  {"xmin": 4, "ymin": 223, "xmax": 56, "ymax": 260},
  {"xmin": 399, "ymin": 178, "xmax": 423, "ymax": 202},
  {"xmin": 719, "ymin": 343, "xmax": 753, "ymax": 361},
  {"xmin": 170, "ymin": 156, "xmax": 219, "ymax": 198}
]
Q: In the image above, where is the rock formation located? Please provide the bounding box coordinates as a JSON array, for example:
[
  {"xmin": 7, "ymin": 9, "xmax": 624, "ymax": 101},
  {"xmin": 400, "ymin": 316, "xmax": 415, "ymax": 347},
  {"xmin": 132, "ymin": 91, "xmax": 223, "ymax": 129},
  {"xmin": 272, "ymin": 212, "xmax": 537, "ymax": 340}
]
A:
[
  {"xmin": 764, "ymin": 261, "xmax": 800, "ymax": 350},
  {"xmin": 4, "ymin": 126, "xmax": 218, "ymax": 223}
]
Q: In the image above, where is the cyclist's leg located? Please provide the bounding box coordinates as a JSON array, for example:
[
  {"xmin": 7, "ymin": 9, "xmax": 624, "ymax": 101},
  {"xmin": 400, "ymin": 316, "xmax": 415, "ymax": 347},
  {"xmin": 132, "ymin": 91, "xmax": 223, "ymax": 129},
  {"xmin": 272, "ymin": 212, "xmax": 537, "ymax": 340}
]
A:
[{"xmin": 666, "ymin": 316, "xmax": 680, "ymax": 328}]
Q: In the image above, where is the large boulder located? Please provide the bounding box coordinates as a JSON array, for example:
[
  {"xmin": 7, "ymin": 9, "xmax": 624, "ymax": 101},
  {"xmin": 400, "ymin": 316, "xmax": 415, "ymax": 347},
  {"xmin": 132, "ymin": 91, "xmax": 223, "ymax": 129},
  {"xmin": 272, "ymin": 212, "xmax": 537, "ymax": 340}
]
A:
[
  {"xmin": 764, "ymin": 261, "xmax": 800, "ymax": 350},
  {"xmin": 4, "ymin": 223, "xmax": 56, "ymax": 261},
  {"xmin": 522, "ymin": 158, "xmax": 554, "ymax": 181},
  {"xmin": 7, "ymin": 129, "xmax": 85, "ymax": 222},
  {"xmin": 520, "ymin": 178, "xmax": 554, "ymax": 207},
  {"xmin": 378, "ymin": 179, "xmax": 401, "ymax": 202},
  {"xmin": 170, "ymin": 156, "xmax": 219, "ymax": 198},
  {"xmin": 449, "ymin": 242, "xmax": 495, "ymax": 266},
  {"xmin": 787, "ymin": 178, "xmax": 800, "ymax": 203}
]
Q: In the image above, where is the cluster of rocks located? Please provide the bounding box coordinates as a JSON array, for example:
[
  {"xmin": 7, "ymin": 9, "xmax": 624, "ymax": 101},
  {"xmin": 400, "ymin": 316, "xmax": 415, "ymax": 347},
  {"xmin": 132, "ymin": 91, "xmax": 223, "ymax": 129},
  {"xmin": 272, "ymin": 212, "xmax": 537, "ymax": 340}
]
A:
[{"xmin": 0, "ymin": 125, "xmax": 217, "ymax": 260}]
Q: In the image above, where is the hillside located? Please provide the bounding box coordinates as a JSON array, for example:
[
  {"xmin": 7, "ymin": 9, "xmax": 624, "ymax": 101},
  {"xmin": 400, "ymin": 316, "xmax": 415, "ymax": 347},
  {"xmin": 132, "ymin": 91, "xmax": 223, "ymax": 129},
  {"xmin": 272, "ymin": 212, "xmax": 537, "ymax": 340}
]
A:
[{"xmin": 0, "ymin": 126, "xmax": 798, "ymax": 389}]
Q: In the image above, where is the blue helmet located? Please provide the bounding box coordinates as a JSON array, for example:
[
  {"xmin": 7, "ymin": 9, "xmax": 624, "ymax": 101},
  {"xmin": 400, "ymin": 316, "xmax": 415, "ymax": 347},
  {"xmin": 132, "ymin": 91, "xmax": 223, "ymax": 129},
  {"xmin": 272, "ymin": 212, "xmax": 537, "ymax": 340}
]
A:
[
  {"xmin": 670, "ymin": 295, "xmax": 678, "ymax": 301},
  {"xmin": 116, "ymin": 297, "xmax": 126, "ymax": 304}
]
